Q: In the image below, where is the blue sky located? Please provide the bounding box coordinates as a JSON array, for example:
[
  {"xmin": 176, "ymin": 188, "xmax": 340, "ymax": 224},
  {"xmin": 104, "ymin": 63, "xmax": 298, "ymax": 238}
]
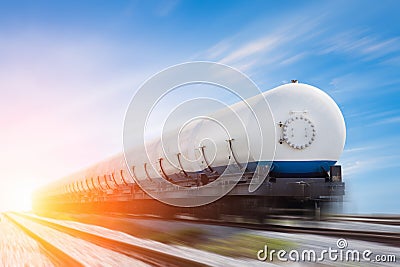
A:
[{"xmin": 0, "ymin": 0, "xmax": 399, "ymax": 213}]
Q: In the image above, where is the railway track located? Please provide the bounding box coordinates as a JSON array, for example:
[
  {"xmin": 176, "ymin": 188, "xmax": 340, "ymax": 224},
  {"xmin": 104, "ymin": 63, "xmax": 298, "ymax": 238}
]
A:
[
  {"xmin": 198, "ymin": 220, "xmax": 400, "ymax": 247},
  {"xmin": 328, "ymin": 215, "xmax": 400, "ymax": 226},
  {"xmin": 97, "ymin": 212, "xmax": 400, "ymax": 247},
  {"xmin": 5, "ymin": 211, "xmax": 398, "ymax": 266},
  {"xmin": 172, "ymin": 217, "xmax": 400, "ymax": 247},
  {"xmin": 7, "ymin": 212, "xmax": 209, "ymax": 267},
  {"xmin": 4, "ymin": 213, "xmax": 89, "ymax": 266},
  {"xmin": 1, "ymin": 213, "xmax": 63, "ymax": 266}
]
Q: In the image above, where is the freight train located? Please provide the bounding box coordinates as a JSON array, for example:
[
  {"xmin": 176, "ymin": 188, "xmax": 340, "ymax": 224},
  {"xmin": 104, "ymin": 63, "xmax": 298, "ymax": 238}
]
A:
[{"xmin": 33, "ymin": 81, "xmax": 346, "ymax": 219}]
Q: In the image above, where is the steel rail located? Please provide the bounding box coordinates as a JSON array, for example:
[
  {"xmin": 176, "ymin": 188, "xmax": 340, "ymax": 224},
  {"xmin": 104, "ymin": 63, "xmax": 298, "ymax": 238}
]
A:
[
  {"xmin": 13, "ymin": 212, "xmax": 208, "ymax": 267},
  {"xmin": 4, "ymin": 213, "xmax": 84, "ymax": 267},
  {"xmin": 181, "ymin": 218, "xmax": 400, "ymax": 247},
  {"xmin": 99, "ymin": 213, "xmax": 400, "ymax": 247}
]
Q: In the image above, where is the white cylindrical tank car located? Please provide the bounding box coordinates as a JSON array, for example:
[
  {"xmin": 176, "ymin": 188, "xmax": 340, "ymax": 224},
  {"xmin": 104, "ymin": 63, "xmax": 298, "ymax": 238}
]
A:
[
  {"xmin": 266, "ymin": 82, "xmax": 346, "ymax": 175},
  {"xmin": 34, "ymin": 82, "xmax": 346, "ymax": 213}
]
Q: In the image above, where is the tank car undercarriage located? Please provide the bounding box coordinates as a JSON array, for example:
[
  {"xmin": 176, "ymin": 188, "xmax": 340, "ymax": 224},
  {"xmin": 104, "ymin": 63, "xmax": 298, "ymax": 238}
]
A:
[{"xmin": 35, "ymin": 166, "xmax": 344, "ymax": 220}]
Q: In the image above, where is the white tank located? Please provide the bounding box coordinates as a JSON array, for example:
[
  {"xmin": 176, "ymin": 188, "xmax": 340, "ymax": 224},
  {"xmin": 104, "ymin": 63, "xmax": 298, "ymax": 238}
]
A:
[
  {"xmin": 265, "ymin": 82, "xmax": 346, "ymax": 175},
  {"xmin": 126, "ymin": 82, "xmax": 346, "ymax": 183},
  {"xmin": 43, "ymin": 82, "xmax": 346, "ymax": 195}
]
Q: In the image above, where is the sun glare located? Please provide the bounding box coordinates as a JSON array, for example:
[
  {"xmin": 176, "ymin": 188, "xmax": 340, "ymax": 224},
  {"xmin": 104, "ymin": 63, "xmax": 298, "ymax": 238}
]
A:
[{"xmin": 0, "ymin": 178, "xmax": 36, "ymax": 212}]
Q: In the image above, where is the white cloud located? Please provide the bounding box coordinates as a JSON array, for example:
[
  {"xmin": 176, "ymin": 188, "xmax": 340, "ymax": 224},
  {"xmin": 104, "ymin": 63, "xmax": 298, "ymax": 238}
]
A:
[
  {"xmin": 321, "ymin": 30, "xmax": 400, "ymax": 61},
  {"xmin": 280, "ymin": 52, "xmax": 307, "ymax": 66},
  {"xmin": 371, "ymin": 115, "xmax": 400, "ymax": 126},
  {"xmin": 220, "ymin": 35, "xmax": 282, "ymax": 65},
  {"xmin": 339, "ymin": 139, "xmax": 400, "ymax": 178},
  {"xmin": 155, "ymin": 0, "xmax": 180, "ymax": 16},
  {"xmin": 381, "ymin": 55, "xmax": 400, "ymax": 66},
  {"xmin": 327, "ymin": 72, "xmax": 400, "ymax": 104},
  {"xmin": 204, "ymin": 40, "xmax": 232, "ymax": 60},
  {"xmin": 340, "ymin": 155, "xmax": 400, "ymax": 177},
  {"xmin": 343, "ymin": 145, "xmax": 378, "ymax": 154},
  {"xmin": 194, "ymin": 11, "xmax": 326, "ymax": 73}
]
